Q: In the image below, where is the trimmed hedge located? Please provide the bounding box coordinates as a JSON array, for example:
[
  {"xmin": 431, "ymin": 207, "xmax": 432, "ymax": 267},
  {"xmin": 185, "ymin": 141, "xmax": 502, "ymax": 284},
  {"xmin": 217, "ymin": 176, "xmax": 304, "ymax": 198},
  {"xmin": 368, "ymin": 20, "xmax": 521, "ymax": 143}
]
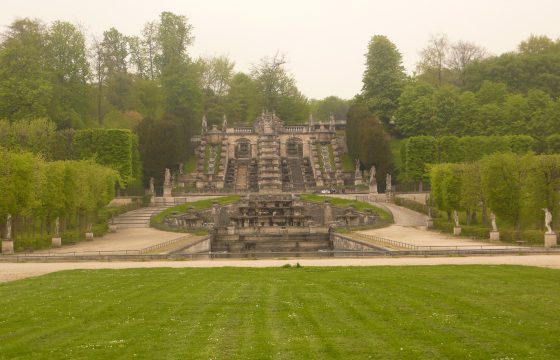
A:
[
  {"xmin": 433, "ymin": 218, "xmax": 544, "ymax": 245},
  {"xmin": 73, "ymin": 129, "xmax": 140, "ymax": 186},
  {"xmin": 401, "ymin": 135, "xmax": 537, "ymax": 182}
]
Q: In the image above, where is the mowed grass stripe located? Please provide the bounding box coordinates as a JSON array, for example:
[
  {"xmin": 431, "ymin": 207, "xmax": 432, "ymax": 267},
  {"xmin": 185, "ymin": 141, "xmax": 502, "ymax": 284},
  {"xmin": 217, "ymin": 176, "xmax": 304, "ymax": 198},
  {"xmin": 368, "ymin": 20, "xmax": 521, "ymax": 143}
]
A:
[{"xmin": 0, "ymin": 266, "xmax": 559, "ymax": 359}]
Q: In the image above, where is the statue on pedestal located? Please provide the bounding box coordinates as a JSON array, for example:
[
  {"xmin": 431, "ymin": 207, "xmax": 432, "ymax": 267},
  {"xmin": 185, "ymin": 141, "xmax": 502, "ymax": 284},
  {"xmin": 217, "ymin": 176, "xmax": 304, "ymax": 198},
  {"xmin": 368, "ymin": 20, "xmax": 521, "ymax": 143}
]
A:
[
  {"xmin": 453, "ymin": 210, "xmax": 460, "ymax": 227},
  {"xmin": 201, "ymin": 115, "xmax": 207, "ymax": 134},
  {"xmin": 6, "ymin": 214, "xmax": 12, "ymax": 240},
  {"xmin": 490, "ymin": 212, "xmax": 498, "ymax": 232},
  {"xmin": 543, "ymin": 208, "xmax": 553, "ymax": 234},
  {"xmin": 490, "ymin": 212, "xmax": 498, "ymax": 231},
  {"xmin": 164, "ymin": 168, "xmax": 171, "ymax": 188},
  {"xmin": 163, "ymin": 168, "xmax": 172, "ymax": 197},
  {"xmin": 149, "ymin": 177, "xmax": 155, "ymax": 195},
  {"xmin": 354, "ymin": 159, "xmax": 361, "ymax": 178},
  {"xmin": 222, "ymin": 114, "xmax": 228, "ymax": 131},
  {"xmin": 369, "ymin": 165, "xmax": 378, "ymax": 194},
  {"xmin": 55, "ymin": 217, "xmax": 60, "ymax": 236}
]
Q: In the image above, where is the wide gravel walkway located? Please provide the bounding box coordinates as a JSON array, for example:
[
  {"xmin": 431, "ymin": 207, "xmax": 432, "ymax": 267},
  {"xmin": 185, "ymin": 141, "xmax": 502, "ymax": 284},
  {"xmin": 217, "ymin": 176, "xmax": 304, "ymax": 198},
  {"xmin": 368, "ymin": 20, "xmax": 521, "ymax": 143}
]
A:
[{"xmin": 1, "ymin": 255, "xmax": 560, "ymax": 283}]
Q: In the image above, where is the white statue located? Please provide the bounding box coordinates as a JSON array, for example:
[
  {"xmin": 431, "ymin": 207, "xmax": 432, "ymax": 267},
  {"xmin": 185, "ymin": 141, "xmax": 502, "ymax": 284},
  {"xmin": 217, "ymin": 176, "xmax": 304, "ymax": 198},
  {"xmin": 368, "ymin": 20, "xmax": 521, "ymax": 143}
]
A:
[
  {"xmin": 369, "ymin": 165, "xmax": 376, "ymax": 184},
  {"xmin": 222, "ymin": 114, "xmax": 228, "ymax": 131},
  {"xmin": 453, "ymin": 210, "xmax": 460, "ymax": 227},
  {"xmin": 543, "ymin": 208, "xmax": 553, "ymax": 234},
  {"xmin": 6, "ymin": 214, "xmax": 12, "ymax": 240},
  {"xmin": 201, "ymin": 115, "xmax": 207, "ymax": 134},
  {"xmin": 164, "ymin": 168, "xmax": 171, "ymax": 187},
  {"xmin": 55, "ymin": 217, "xmax": 60, "ymax": 236},
  {"xmin": 354, "ymin": 159, "xmax": 361, "ymax": 178},
  {"xmin": 149, "ymin": 177, "xmax": 155, "ymax": 195},
  {"xmin": 490, "ymin": 212, "xmax": 498, "ymax": 232},
  {"xmin": 178, "ymin": 163, "xmax": 183, "ymax": 175},
  {"xmin": 386, "ymin": 173, "xmax": 392, "ymax": 192},
  {"xmin": 329, "ymin": 113, "xmax": 335, "ymax": 129},
  {"xmin": 369, "ymin": 165, "xmax": 378, "ymax": 193}
]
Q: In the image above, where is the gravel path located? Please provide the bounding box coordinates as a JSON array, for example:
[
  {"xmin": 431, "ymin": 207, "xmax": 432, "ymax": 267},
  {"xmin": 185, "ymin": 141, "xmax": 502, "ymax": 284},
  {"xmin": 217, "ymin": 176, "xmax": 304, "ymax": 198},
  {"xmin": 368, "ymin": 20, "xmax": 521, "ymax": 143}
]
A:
[{"xmin": 2, "ymin": 255, "xmax": 560, "ymax": 283}]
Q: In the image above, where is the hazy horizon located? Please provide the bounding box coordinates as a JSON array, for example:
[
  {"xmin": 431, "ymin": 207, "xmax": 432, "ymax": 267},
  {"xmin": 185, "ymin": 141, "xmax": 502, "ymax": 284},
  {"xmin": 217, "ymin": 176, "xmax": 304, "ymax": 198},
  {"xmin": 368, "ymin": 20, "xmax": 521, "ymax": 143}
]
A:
[{"xmin": 2, "ymin": 0, "xmax": 559, "ymax": 99}]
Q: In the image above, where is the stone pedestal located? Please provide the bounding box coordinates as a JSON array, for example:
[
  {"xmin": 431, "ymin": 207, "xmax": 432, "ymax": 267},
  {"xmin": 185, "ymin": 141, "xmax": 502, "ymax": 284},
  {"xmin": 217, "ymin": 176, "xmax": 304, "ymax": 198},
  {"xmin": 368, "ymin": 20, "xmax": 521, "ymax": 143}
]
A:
[
  {"xmin": 426, "ymin": 218, "xmax": 433, "ymax": 229},
  {"xmin": 489, "ymin": 231, "xmax": 500, "ymax": 241},
  {"xmin": 85, "ymin": 232, "xmax": 94, "ymax": 241},
  {"xmin": 453, "ymin": 227, "xmax": 462, "ymax": 236},
  {"xmin": 544, "ymin": 233, "xmax": 557, "ymax": 248},
  {"xmin": 52, "ymin": 237, "xmax": 62, "ymax": 248},
  {"xmin": 109, "ymin": 224, "xmax": 118, "ymax": 233},
  {"xmin": 163, "ymin": 185, "xmax": 172, "ymax": 197},
  {"xmin": 2, "ymin": 240, "xmax": 14, "ymax": 254}
]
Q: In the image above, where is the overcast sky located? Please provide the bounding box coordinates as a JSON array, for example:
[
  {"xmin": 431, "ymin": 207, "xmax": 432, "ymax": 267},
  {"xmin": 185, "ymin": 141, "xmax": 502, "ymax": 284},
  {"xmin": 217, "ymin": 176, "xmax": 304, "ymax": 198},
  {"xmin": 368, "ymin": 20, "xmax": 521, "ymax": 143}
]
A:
[{"xmin": 2, "ymin": 0, "xmax": 560, "ymax": 99}]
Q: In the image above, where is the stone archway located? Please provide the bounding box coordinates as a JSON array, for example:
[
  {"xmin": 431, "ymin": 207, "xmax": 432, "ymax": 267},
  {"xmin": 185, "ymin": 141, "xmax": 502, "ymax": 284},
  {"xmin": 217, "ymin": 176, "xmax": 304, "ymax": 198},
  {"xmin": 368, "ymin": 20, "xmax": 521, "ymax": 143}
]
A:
[
  {"xmin": 286, "ymin": 137, "xmax": 303, "ymax": 158},
  {"xmin": 235, "ymin": 138, "xmax": 252, "ymax": 159}
]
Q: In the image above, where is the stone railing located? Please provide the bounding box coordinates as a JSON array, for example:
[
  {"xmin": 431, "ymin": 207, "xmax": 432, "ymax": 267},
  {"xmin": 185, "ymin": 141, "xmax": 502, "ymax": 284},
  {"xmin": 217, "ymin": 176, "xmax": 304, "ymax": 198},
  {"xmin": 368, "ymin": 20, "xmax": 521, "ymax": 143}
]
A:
[
  {"xmin": 231, "ymin": 127, "xmax": 254, "ymax": 134},
  {"xmin": 284, "ymin": 126, "xmax": 307, "ymax": 133}
]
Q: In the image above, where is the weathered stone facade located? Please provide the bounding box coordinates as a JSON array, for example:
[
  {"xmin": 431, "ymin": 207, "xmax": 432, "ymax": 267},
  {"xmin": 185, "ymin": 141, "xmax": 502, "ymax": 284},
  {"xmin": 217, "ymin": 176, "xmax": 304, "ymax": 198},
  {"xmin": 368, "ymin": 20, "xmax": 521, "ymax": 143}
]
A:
[{"xmin": 189, "ymin": 111, "xmax": 346, "ymax": 192}]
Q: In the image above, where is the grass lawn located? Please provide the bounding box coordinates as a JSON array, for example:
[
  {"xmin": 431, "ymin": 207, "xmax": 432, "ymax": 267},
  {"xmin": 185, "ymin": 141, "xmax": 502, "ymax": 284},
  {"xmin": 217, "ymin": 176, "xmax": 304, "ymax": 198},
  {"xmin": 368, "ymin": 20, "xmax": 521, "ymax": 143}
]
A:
[{"xmin": 1, "ymin": 266, "xmax": 559, "ymax": 359}]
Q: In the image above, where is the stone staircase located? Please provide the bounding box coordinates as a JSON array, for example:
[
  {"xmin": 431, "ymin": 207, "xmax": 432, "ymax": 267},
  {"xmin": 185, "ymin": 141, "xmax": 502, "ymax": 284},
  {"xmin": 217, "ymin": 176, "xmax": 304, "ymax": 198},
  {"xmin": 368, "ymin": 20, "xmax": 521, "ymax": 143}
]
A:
[
  {"xmin": 257, "ymin": 135, "xmax": 282, "ymax": 192},
  {"xmin": 112, "ymin": 205, "xmax": 173, "ymax": 229},
  {"xmin": 235, "ymin": 162, "xmax": 248, "ymax": 191},
  {"xmin": 281, "ymin": 158, "xmax": 305, "ymax": 191},
  {"xmin": 302, "ymin": 157, "xmax": 316, "ymax": 188}
]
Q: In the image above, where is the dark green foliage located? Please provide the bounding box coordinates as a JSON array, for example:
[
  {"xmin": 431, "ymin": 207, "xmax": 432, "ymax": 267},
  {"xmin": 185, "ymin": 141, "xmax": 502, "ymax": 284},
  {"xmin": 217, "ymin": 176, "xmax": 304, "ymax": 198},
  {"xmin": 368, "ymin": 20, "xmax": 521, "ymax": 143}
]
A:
[
  {"xmin": 73, "ymin": 128, "xmax": 139, "ymax": 186},
  {"xmin": 346, "ymin": 104, "xmax": 393, "ymax": 188},
  {"xmin": 361, "ymin": 35, "xmax": 407, "ymax": 125},
  {"xmin": 402, "ymin": 135, "xmax": 539, "ymax": 181},
  {"xmin": 403, "ymin": 136, "xmax": 437, "ymax": 184},
  {"xmin": 430, "ymin": 153, "xmax": 560, "ymax": 235},
  {"xmin": 394, "ymin": 79, "xmax": 560, "ymax": 138},
  {"xmin": 0, "ymin": 148, "xmax": 119, "ymax": 251},
  {"xmin": 136, "ymin": 117, "xmax": 187, "ymax": 188},
  {"xmin": 546, "ymin": 134, "xmax": 560, "ymax": 154}
]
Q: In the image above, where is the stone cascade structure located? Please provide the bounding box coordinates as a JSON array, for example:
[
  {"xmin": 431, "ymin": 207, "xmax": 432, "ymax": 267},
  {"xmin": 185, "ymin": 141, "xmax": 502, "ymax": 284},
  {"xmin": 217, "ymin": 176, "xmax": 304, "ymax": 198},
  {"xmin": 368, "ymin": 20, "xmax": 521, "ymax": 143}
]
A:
[
  {"xmin": 161, "ymin": 195, "xmax": 381, "ymax": 254},
  {"xmin": 188, "ymin": 111, "xmax": 345, "ymax": 193},
  {"xmin": 194, "ymin": 125, "xmax": 228, "ymax": 191}
]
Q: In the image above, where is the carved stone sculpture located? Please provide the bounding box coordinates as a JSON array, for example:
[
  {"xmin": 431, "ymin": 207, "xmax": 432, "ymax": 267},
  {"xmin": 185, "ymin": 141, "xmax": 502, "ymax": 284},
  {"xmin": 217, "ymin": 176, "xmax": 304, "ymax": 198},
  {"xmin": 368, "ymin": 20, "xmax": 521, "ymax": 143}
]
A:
[
  {"xmin": 490, "ymin": 212, "xmax": 498, "ymax": 232},
  {"xmin": 164, "ymin": 168, "xmax": 171, "ymax": 187},
  {"xmin": 55, "ymin": 217, "xmax": 60, "ymax": 236},
  {"xmin": 386, "ymin": 173, "xmax": 392, "ymax": 193},
  {"xmin": 6, "ymin": 214, "xmax": 12, "ymax": 240},
  {"xmin": 201, "ymin": 115, "xmax": 207, "ymax": 134},
  {"xmin": 543, "ymin": 208, "xmax": 553, "ymax": 234},
  {"xmin": 149, "ymin": 177, "xmax": 155, "ymax": 195},
  {"xmin": 369, "ymin": 165, "xmax": 378, "ymax": 194},
  {"xmin": 453, "ymin": 210, "xmax": 460, "ymax": 227},
  {"xmin": 222, "ymin": 114, "xmax": 228, "ymax": 131}
]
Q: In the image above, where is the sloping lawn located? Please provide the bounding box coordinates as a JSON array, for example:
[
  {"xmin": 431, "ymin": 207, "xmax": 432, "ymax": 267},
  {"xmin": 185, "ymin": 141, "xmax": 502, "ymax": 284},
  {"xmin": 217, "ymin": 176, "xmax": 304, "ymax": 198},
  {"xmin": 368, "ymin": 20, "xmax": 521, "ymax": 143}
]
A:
[{"xmin": 0, "ymin": 266, "xmax": 559, "ymax": 359}]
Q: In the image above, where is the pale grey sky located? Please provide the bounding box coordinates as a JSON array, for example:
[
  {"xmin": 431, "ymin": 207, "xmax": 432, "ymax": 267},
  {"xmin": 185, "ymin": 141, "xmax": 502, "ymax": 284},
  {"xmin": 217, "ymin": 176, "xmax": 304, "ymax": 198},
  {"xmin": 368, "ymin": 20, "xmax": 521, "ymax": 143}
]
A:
[{"xmin": 2, "ymin": 0, "xmax": 560, "ymax": 99}]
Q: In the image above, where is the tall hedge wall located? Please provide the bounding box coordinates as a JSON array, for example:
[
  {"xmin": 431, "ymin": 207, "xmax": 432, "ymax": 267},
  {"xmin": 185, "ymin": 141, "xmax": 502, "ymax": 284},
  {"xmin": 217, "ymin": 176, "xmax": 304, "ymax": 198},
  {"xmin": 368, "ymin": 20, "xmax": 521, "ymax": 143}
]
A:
[
  {"xmin": 73, "ymin": 129, "xmax": 141, "ymax": 186},
  {"xmin": 401, "ymin": 135, "xmax": 537, "ymax": 183}
]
